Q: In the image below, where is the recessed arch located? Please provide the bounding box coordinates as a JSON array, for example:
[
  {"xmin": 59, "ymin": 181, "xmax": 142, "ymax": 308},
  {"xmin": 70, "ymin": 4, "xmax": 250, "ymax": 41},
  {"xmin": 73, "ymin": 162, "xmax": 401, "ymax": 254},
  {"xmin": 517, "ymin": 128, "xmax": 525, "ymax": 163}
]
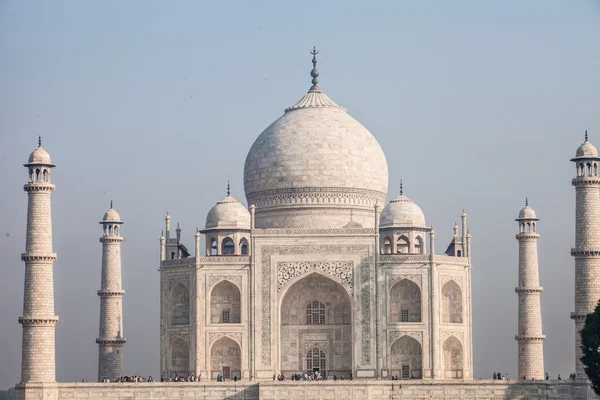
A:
[
  {"xmin": 170, "ymin": 283, "xmax": 190, "ymax": 325},
  {"xmin": 210, "ymin": 337, "xmax": 241, "ymax": 380},
  {"xmin": 222, "ymin": 237, "xmax": 235, "ymax": 255},
  {"xmin": 415, "ymin": 235, "xmax": 424, "ymax": 254},
  {"xmin": 389, "ymin": 279, "xmax": 421, "ymax": 323},
  {"xmin": 279, "ymin": 273, "xmax": 352, "ymax": 377},
  {"xmin": 443, "ymin": 336, "xmax": 463, "ymax": 379},
  {"xmin": 390, "ymin": 336, "xmax": 423, "ymax": 379},
  {"xmin": 396, "ymin": 236, "xmax": 409, "ymax": 254},
  {"xmin": 383, "ymin": 236, "xmax": 392, "ymax": 254},
  {"xmin": 239, "ymin": 238, "xmax": 249, "ymax": 255},
  {"xmin": 210, "ymin": 280, "xmax": 241, "ymax": 324},
  {"xmin": 442, "ymin": 280, "xmax": 463, "ymax": 323},
  {"xmin": 170, "ymin": 338, "xmax": 190, "ymax": 378},
  {"xmin": 210, "ymin": 238, "xmax": 217, "ymax": 256}
]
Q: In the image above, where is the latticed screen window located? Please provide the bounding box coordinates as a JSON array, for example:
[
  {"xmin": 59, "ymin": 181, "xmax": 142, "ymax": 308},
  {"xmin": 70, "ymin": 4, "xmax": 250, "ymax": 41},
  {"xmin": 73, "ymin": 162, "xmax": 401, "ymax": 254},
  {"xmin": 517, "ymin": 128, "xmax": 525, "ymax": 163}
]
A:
[
  {"xmin": 306, "ymin": 300, "xmax": 326, "ymax": 325},
  {"xmin": 222, "ymin": 310, "xmax": 230, "ymax": 324},
  {"xmin": 400, "ymin": 309, "xmax": 409, "ymax": 322},
  {"xmin": 306, "ymin": 348, "xmax": 326, "ymax": 376},
  {"xmin": 222, "ymin": 366, "xmax": 231, "ymax": 380},
  {"xmin": 401, "ymin": 365, "xmax": 410, "ymax": 379}
]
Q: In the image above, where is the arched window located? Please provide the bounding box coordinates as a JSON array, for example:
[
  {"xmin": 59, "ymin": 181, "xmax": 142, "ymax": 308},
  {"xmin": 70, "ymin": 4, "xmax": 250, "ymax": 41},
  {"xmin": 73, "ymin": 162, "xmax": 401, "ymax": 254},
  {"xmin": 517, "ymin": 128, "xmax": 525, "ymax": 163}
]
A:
[
  {"xmin": 443, "ymin": 336, "xmax": 463, "ymax": 379},
  {"xmin": 442, "ymin": 280, "xmax": 463, "ymax": 323},
  {"xmin": 390, "ymin": 336, "xmax": 423, "ymax": 379},
  {"xmin": 171, "ymin": 251, "xmax": 176, "ymax": 260},
  {"xmin": 222, "ymin": 238, "xmax": 235, "ymax": 255},
  {"xmin": 210, "ymin": 281, "xmax": 241, "ymax": 324},
  {"xmin": 457, "ymin": 250, "xmax": 462, "ymax": 257},
  {"xmin": 389, "ymin": 279, "xmax": 421, "ymax": 323},
  {"xmin": 396, "ymin": 236, "xmax": 409, "ymax": 254},
  {"xmin": 578, "ymin": 163, "xmax": 584, "ymax": 177},
  {"xmin": 114, "ymin": 226, "xmax": 119, "ymax": 236},
  {"xmin": 306, "ymin": 347, "xmax": 326, "ymax": 376},
  {"xmin": 587, "ymin": 162, "xmax": 592, "ymax": 176},
  {"xmin": 35, "ymin": 168, "xmax": 40, "ymax": 181},
  {"xmin": 171, "ymin": 338, "xmax": 190, "ymax": 377},
  {"xmin": 171, "ymin": 284, "xmax": 190, "ymax": 325},
  {"xmin": 383, "ymin": 237, "xmax": 392, "ymax": 254},
  {"xmin": 240, "ymin": 238, "xmax": 249, "ymax": 255},
  {"xmin": 415, "ymin": 236, "xmax": 423, "ymax": 254},
  {"xmin": 595, "ymin": 163, "xmax": 598, "ymax": 176},
  {"xmin": 210, "ymin": 238, "xmax": 217, "ymax": 256},
  {"xmin": 43, "ymin": 169, "xmax": 48, "ymax": 181},
  {"xmin": 306, "ymin": 300, "xmax": 326, "ymax": 325},
  {"xmin": 532, "ymin": 222, "xmax": 536, "ymax": 233},
  {"xmin": 108, "ymin": 226, "xmax": 113, "ymax": 235}
]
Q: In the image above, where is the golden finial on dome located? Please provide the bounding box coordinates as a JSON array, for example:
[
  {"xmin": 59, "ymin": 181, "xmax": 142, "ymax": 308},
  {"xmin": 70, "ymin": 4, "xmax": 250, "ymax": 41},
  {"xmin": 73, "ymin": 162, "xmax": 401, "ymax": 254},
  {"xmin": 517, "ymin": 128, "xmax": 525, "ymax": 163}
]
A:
[
  {"xmin": 310, "ymin": 46, "xmax": 320, "ymax": 91},
  {"xmin": 227, "ymin": 181, "xmax": 231, "ymax": 197}
]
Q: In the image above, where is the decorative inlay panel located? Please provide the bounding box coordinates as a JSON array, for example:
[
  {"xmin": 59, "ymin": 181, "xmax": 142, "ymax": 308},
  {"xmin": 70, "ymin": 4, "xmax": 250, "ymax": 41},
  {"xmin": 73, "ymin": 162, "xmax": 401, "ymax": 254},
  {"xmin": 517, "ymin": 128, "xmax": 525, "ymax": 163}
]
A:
[
  {"xmin": 169, "ymin": 332, "xmax": 190, "ymax": 346},
  {"xmin": 208, "ymin": 332, "xmax": 242, "ymax": 347},
  {"xmin": 441, "ymin": 330, "xmax": 464, "ymax": 345},
  {"xmin": 360, "ymin": 261, "xmax": 371, "ymax": 365},
  {"xmin": 277, "ymin": 261, "xmax": 353, "ymax": 293},
  {"xmin": 208, "ymin": 275, "xmax": 242, "ymax": 290},
  {"xmin": 260, "ymin": 245, "xmax": 370, "ymax": 366},
  {"xmin": 168, "ymin": 276, "xmax": 191, "ymax": 290},
  {"xmin": 441, "ymin": 275, "xmax": 463, "ymax": 290},
  {"xmin": 388, "ymin": 331, "xmax": 423, "ymax": 346},
  {"xmin": 388, "ymin": 274, "xmax": 422, "ymax": 289}
]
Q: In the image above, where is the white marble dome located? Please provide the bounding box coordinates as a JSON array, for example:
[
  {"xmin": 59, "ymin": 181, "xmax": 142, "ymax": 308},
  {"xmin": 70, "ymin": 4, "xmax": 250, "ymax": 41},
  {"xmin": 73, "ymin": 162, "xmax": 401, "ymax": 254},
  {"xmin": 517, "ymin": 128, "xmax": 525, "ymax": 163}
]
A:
[
  {"xmin": 244, "ymin": 83, "xmax": 389, "ymax": 229},
  {"xmin": 518, "ymin": 205, "xmax": 537, "ymax": 220},
  {"xmin": 102, "ymin": 207, "xmax": 122, "ymax": 223},
  {"xmin": 380, "ymin": 194, "xmax": 427, "ymax": 228},
  {"xmin": 27, "ymin": 146, "xmax": 54, "ymax": 166},
  {"xmin": 205, "ymin": 195, "xmax": 250, "ymax": 230},
  {"xmin": 576, "ymin": 140, "xmax": 598, "ymax": 158}
]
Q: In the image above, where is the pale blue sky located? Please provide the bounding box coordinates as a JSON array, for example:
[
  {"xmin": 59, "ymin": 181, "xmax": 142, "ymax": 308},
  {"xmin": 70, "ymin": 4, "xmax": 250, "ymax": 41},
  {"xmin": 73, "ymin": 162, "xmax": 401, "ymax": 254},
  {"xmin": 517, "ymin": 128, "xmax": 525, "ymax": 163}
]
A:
[{"xmin": 1, "ymin": 0, "xmax": 599, "ymax": 387}]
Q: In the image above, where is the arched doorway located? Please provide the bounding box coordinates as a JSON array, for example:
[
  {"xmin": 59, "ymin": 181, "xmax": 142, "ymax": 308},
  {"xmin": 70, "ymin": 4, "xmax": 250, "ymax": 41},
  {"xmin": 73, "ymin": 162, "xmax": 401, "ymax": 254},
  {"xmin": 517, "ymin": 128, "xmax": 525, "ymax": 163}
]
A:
[
  {"xmin": 210, "ymin": 280, "xmax": 241, "ymax": 324},
  {"xmin": 390, "ymin": 336, "xmax": 422, "ymax": 379},
  {"xmin": 389, "ymin": 279, "xmax": 421, "ymax": 323},
  {"xmin": 279, "ymin": 273, "xmax": 352, "ymax": 377},
  {"xmin": 443, "ymin": 336, "xmax": 463, "ymax": 379},
  {"xmin": 210, "ymin": 337, "xmax": 241, "ymax": 380},
  {"xmin": 442, "ymin": 281, "xmax": 463, "ymax": 323},
  {"xmin": 170, "ymin": 338, "xmax": 190, "ymax": 378}
]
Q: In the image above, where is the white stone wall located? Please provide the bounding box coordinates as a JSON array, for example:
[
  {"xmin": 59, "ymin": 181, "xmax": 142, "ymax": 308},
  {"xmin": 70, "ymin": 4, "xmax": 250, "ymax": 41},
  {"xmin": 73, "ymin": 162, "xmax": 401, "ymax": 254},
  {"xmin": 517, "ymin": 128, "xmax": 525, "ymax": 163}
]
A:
[
  {"xmin": 14, "ymin": 381, "xmax": 597, "ymax": 400},
  {"xmin": 20, "ymin": 179, "xmax": 58, "ymax": 383}
]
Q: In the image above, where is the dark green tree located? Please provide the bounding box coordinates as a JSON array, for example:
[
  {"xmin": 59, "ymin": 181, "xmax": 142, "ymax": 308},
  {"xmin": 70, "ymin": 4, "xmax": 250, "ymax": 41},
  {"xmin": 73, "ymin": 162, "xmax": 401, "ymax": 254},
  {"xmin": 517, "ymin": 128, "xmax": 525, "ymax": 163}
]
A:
[{"xmin": 581, "ymin": 300, "xmax": 600, "ymax": 395}]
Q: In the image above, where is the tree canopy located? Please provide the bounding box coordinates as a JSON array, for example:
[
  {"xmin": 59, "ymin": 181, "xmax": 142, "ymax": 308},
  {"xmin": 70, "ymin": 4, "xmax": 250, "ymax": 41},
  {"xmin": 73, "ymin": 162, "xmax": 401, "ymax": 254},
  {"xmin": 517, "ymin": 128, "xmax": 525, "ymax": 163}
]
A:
[{"xmin": 581, "ymin": 300, "xmax": 600, "ymax": 395}]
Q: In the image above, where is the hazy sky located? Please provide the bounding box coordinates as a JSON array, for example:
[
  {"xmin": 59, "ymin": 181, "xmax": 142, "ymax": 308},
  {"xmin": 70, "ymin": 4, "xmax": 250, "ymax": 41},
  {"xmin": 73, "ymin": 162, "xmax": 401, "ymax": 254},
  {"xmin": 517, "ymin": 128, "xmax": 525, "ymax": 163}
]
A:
[{"xmin": 1, "ymin": 0, "xmax": 600, "ymax": 388}]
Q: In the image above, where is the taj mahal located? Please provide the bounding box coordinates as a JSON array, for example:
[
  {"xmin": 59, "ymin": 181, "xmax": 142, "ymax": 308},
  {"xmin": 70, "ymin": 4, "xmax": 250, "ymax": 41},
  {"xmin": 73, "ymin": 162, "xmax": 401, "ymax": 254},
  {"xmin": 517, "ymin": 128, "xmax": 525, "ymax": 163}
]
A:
[{"xmin": 13, "ymin": 51, "xmax": 600, "ymax": 399}]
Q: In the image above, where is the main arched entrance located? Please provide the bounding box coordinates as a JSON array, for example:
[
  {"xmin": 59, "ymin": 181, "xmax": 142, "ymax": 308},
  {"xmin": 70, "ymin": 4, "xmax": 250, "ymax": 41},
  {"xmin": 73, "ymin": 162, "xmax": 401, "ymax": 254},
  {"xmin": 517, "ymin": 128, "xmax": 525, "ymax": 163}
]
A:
[{"xmin": 279, "ymin": 273, "xmax": 352, "ymax": 378}]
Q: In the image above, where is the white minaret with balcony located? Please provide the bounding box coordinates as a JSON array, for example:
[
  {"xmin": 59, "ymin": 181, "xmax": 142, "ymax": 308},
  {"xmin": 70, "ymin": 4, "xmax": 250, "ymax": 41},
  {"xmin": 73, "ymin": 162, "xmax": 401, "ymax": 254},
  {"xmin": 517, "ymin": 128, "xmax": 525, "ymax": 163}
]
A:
[
  {"xmin": 570, "ymin": 132, "xmax": 600, "ymax": 379},
  {"xmin": 19, "ymin": 137, "xmax": 59, "ymax": 383},
  {"xmin": 515, "ymin": 199, "xmax": 545, "ymax": 380},
  {"xmin": 97, "ymin": 202, "xmax": 126, "ymax": 381}
]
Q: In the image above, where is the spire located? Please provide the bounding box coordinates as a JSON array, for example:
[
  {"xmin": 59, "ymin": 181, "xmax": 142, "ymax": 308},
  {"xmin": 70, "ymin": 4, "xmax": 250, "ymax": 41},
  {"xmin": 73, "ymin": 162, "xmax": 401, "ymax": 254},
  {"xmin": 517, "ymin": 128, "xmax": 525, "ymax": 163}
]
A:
[
  {"xmin": 227, "ymin": 181, "xmax": 231, "ymax": 197},
  {"xmin": 525, "ymin": 197, "xmax": 529, "ymax": 206},
  {"xmin": 110, "ymin": 200, "xmax": 113, "ymax": 209},
  {"xmin": 309, "ymin": 46, "xmax": 320, "ymax": 91},
  {"xmin": 585, "ymin": 130, "xmax": 588, "ymax": 142},
  {"xmin": 176, "ymin": 222, "xmax": 181, "ymax": 230},
  {"xmin": 399, "ymin": 179, "xmax": 403, "ymax": 196},
  {"xmin": 38, "ymin": 135, "xmax": 42, "ymax": 148}
]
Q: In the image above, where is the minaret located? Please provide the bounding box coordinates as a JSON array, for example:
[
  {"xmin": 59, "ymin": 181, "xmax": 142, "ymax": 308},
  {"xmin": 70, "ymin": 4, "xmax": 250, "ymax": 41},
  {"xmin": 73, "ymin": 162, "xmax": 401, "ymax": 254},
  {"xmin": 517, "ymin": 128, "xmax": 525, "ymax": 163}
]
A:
[
  {"xmin": 97, "ymin": 202, "xmax": 126, "ymax": 381},
  {"xmin": 19, "ymin": 137, "xmax": 59, "ymax": 383},
  {"xmin": 570, "ymin": 131, "xmax": 600, "ymax": 379},
  {"xmin": 515, "ymin": 199, "xmax": 545, "ymax": 380}
]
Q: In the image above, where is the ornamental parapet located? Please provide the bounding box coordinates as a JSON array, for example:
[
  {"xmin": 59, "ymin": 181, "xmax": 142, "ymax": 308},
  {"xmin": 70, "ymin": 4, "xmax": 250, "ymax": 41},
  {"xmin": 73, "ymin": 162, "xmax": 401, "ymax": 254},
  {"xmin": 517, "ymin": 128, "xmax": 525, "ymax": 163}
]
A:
[
  {"xmin": 247, "ymin": 186, "xmax": 386, "ymax": 209},
  {"xmin": 18, "ymin": 316, "xmax": 59, "ymax": 326},
  {"xmin": 160, "ymin": 256, "xmax": 250, "ymax": 268},
  {"xmin": 378, "ymin": 254, "xmax": 470, "ymax": 266},
  {"xmin": 570, "ymin": 312, "xmax": 588, "ymax": 321},
  {"xmin": 100, "ymin": 236, "xmax": 124, "ymax": 243},
  {"xmin": 515, "ymin": 233, "xmax": 540, "ymax": 240},
  {"xmin": 96, "ymin": 338, "xmax": 127, "ymax": 345},
  {"xmin": 515, "ymin": 334, "xmax": 545, "ymax": 342},
  {"xmin": 97, "ymin": 290, "xmax": 125, "ymax": 297},
  {"xmin": 253, "ymin": 228, "xmax": 375, "ymax": 236},
  {"xmin": 23, "ymin": 183, "xmax": 55, "ymax": 192},
  {"xmin": 21, "ymin": 253, "xmax": 57, "ymax": 262},
  {"xmin": 515, "ymin": 286, "xmax": 543, "ymax": 293},
  {"xmin": 570, "ymin": 248, "xmax": 600, "ymax": 257},
  {"xmin": 572, "ymin": 176, "xmax": 600, "ymax": 186}
]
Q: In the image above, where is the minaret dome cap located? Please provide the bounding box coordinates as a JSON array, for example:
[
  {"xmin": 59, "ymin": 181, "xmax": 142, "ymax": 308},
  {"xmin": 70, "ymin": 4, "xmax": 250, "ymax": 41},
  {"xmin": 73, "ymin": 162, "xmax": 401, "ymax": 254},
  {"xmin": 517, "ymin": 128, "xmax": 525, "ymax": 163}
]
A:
[
  {"xmin": 101, "ymin": 206, "xmax": 122, "ymax": 224},
  {"xmin": 573, "ymin": 131, "xmax": 600, "ymax": 160},
  {"xmin": 25, "ymin": 138, "xmax": 55, "ymax": 167},
  {"xmin": 516, "ymin": 204, "xmax": 538, "ymax": 221}
]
